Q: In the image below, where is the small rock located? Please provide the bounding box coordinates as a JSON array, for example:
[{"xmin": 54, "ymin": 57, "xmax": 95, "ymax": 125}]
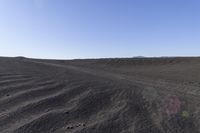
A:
[
  {"xmin": 65, "ymin": 111, "xmax": 69, "ymax": 114},
  {"xmin": 67, "ymin": 126, "xmax": 74, "ymax": 130},
  {"xmin": 76, "ymin": 125, "xmax": 80, "ymax": 127}
]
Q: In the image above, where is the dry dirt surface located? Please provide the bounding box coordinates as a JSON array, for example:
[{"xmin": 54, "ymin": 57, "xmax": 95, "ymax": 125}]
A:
[{"xmin": 0, "ymin": 57, "xmax": 200, "ymax": 133}]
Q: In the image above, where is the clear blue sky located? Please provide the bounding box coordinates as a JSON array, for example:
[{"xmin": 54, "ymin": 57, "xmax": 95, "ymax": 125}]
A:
[{"xmin": 0, "ymin": 0, "xmax": 200, "ymax": 59}]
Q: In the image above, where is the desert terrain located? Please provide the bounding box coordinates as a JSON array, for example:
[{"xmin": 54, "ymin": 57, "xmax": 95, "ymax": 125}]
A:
[{"xmin": 0, "ymin": 57, "xmax": 200, "ymax": 133}]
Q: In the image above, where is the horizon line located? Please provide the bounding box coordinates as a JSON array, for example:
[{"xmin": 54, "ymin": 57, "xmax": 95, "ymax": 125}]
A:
[{"xmin": 0, "ymin": 55, "xmax": 200, "ymax": 61}]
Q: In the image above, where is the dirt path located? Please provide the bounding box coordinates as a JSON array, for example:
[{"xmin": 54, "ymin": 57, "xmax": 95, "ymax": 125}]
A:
[{"xmin": 28, "ymin": 59, "xmax": 200, "ymax": 101}]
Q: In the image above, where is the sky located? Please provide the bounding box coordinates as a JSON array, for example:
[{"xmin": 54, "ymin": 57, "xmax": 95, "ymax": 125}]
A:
[{"xmin": 0, "ymin": 0, "xmax": 200, "ymax": 59}]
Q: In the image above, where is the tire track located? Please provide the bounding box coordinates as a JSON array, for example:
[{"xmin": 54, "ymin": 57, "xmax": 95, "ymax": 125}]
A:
[
  {"xmin": 0, "ymin": 81, "xmax": 91, "ymax": 132},
  {"xmin": 0, "ymin": 79, "xmax": 55, "ymax": 98},
  {"xmin": 0, "ymin": 81, "xmax": 65, "ymax": 113},
  {"xmin": 0, "ymin": 78, "xmax": 33, "ymax": 86}
]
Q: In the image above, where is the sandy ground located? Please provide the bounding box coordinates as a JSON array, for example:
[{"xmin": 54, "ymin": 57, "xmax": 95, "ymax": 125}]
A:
[{"xmin": 0, "ymin": 57, "xmax": 200, "ymax": 133}]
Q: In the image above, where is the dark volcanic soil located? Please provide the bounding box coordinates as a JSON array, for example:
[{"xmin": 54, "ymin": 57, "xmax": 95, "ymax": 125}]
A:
[{"xmin": 0, "ymin": 57, "xmax": 200, "ymax": 133}]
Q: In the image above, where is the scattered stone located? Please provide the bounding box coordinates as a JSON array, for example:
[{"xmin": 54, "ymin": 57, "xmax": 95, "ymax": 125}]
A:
[
  {"xmin": 66, "ymin": 123, "xmax": 86, "ymax": 130},
  {"xmin": 76, "ymin": 125, "xmax": 80, "ymax": 127},
  {"xmin": 67, "ymin": 126, "xmax": 74, "ymax": 130}
]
